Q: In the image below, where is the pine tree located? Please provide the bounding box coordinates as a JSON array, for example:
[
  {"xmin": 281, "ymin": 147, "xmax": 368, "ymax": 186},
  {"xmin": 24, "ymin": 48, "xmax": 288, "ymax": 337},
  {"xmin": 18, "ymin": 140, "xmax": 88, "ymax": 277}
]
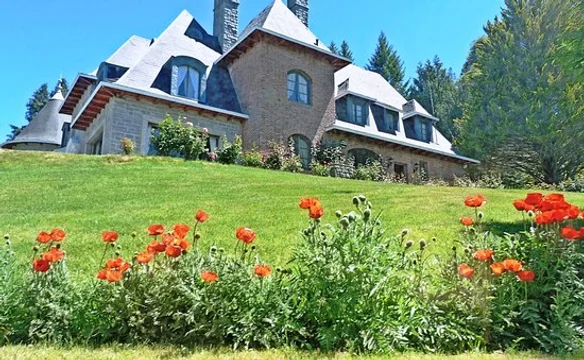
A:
[
  {"xmin": 366, "ymin": 32, "xmax": 406, "ymax": 93},
  {"xmin": 25, "ymin": 83, "xmax": 49, "ymax": 122},
  {"xmin": 50, "ymin": 78, "xmax": 69, "ymax": 98},
  {"xmin": 339, "ymin": 40, "xmax": 354, "ymax": 61},
  {"xmin": 329, "ymin": 41, "xmax": 339, "ymax": 55}
]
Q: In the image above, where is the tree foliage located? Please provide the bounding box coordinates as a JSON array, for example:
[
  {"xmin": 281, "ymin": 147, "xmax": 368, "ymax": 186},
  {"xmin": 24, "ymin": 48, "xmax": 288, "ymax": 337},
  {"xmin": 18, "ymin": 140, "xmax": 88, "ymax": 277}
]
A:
[
  {"xmin": 366, "ymin": 32, "xmax": 406, "ymax": 93},
  {"xmin": 408, "ymin": 56, "xmax": 461, "ymax": 141},
  {"xmin": 328, "ymin": 41, "xmax": 339, "ymax": 55},
  {"xmin": 457, "ymin": 0, "xmax": 584, "ymax": 184},
  {"xmin": 339, "ymin": 40, "xmax": 354, "ymax": 62},
  {"xmin": 25, "ymin": 84, "xmax": 49, "ymax": 123}
]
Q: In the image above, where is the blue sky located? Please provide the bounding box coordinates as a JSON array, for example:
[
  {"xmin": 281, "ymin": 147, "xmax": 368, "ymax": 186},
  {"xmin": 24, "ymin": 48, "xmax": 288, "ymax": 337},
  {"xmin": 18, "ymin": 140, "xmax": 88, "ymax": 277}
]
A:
[{"xmin": 0, "ymin": 0, "xmax": 504, "ymax": 139}]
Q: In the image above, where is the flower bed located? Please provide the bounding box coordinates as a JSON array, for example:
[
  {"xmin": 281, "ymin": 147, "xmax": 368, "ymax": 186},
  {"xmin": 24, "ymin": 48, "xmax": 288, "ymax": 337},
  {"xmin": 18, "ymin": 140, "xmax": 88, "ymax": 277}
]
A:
[{"xmin": 0, "ymin": 193, "xmax": 583, "ymax": 353}]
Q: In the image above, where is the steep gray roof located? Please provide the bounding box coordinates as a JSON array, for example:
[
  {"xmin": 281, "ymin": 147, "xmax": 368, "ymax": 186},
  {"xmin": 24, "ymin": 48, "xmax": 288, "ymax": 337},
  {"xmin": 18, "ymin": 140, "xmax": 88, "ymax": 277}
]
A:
[
  {"xmin": 2, "ymin": 92, "xmax": 71, "ymax": 148},
  {"xmin": 241, "ymin": 0, "xmax": 329, "ymax": 51},
  {"xmin": 106, "ymin": 35, "xmax": 152, "ymax": 69}
]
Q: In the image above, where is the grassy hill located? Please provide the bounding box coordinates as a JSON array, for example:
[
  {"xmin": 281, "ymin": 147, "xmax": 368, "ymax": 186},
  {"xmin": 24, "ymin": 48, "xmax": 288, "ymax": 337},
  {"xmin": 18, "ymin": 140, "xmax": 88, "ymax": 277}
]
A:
[{"xmin": 2, "ymin": 150, "xmax": 583, "ymax": 277}]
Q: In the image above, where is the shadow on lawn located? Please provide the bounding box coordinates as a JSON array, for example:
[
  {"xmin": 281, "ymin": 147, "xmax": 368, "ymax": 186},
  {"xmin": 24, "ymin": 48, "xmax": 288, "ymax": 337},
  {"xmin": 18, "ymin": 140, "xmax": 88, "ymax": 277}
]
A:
[{"xmin": 487, "ymin": 220, "xmax": 529, "ymax": 236}]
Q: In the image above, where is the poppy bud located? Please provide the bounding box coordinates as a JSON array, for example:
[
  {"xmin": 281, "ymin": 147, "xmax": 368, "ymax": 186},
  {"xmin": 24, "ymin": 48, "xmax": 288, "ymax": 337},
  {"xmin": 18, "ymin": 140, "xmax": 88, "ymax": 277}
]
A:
[
  {"xmin": 335, "ymin": 210, "xmax": 343, "ymax": 218},
  {"xmin": 251, "ymin": 245, "xmax": 256, "ymax": 251},
  {"xmin": 320, "ymin": 232, "xmax": 326, "ymax": 238},
  {"xmin": 276, "ymin": 267, "xmax": 282, "ymax": 272},
  {"xmin": 358, "ymin": 195, "xmax": 367, "ymax": 203},
  {"xmin": 464, "ymin": 248, "xmax": 470, "ymax": 254},
  {"xmin": 478, "ymin": 212, "xmax": 484, "ymax": 219},
  {"xmin": 303, "ymin": 229, "xmax": 310, "ymax": 236},
  {"xmin": 33, "ymin": 246, "xmax": 39, "ymax": 252},
  {"xmin": 405, "ymin": 241, "xmax": 413, "ymax": 249},
  {"xmin": 375, "ymin": 219, "xmax": 381, "ymax": 226},
  {"xmin": 413, "ymin": 260, "xmax": 418, "ymax": 266},
  {"xmin": 339, "ymin": 217, "xmax": 350, "ymax": 228},
  {"xmin": 243, "ymin": 249, "xmax": 248, "ymax": 253},
  {"xmin": 352, "ymin": 196, "xmax": 360, "ymax": 206},
  {"xmin": 131, "ymin": 231, "xmax": 137, "ymax": 238},
  {"xmin": 348, "ymin": 212, "xmax": 356, "ymax": 222},
  {"xmin": 527, "ymin": 210, "xmax": 534, "ymax": 217},
  {"xmin": 432, "ymin": 237, "xmax": 437, "ymax": 242},
  {"xmin": 401, "ymin": 229, "xmax": 409, "ymax": 236},
  {"xmin": 210, "ymin": 246, "xmax": 217, "ymax": 252},
  {"xmin": 194, "ymin": 232, "xmax": 201, "ymax": 240},
  {"xmin": 314, "ymin": 218, "xmax": 321, "ymax": 224},
  {"xmin": 116, "ymin": 245, "xmax": 122, "ymax": 250},
  {"xmin": 218, "ymin": 247, "xmax": 225, "ymax": 253},
  {"xmin": 55, "ymin": 243, "xmax": 61, "ymax": 249},
  {"xmin": 469, "ymin": 227, "xmax": 476, "ymax": 234},
  {"xmin": 420, "ymin": 240, "xmax": 427, "ymax": 250},
  {"xmin": 5, "ymin": 240, "xmax": 10, "ymax": 246},
  {"xmin": 452, "ymin": 246, "xmax": 457, "ymax": 252},
  {"xmin": 363, "ymin": 209, "xmax": 371, "ymax": 220},
  {"xmin": 3, "ymin": 234, "xmax": 9, "ymax": 240},
  {"xmin": 110, "ymin": 243, "xmax": 116, "ymax": 248}
]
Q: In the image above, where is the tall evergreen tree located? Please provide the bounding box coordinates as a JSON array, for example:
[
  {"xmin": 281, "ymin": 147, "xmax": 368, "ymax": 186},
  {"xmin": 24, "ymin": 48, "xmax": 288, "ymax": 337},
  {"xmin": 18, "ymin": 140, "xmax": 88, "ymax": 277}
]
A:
[
  {"xmin": 408, "ymin": 56, "xmax": 460, "ymax": 141},
  {"xmin": 329, "ymin": 41, "xmax": 339, "ymax": 55},
  {"xmin": 339, "ymin": 40, "xmax": 354, "ymax": 62},
  {"xmin": 366, "ymin": 32, "xmax": 406, "ymax": 93},
  {"xmin": 25, "ymin": 83, "xmax": 49, "ymax": 122},
  {"xmin": 457, "ymin": 0, "xmax": 584, "ymax": 184},
  {"xmin": 50, "ymin": 78, "xmax": 69, "ymax": 98}
]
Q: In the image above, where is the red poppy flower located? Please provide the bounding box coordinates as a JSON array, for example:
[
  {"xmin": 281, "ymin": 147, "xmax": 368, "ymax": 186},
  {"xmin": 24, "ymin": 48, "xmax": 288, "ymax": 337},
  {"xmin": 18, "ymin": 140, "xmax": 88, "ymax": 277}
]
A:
[
  {"xmin": 33, "ymin": 258, "xmax": 51, "ymax": 272},
  {"xmin": 254, "ymin": 264, "xmax": 272, "ymax": 277},
  {"xmin": 236, "ymin": 227, "xmax": 256, "ymax": 244},
  {"xmin": 97, "ymin": 269, "xmax": 108, "ymax": 280},
  {"xmin": 490, "ymin": 262, "xmax": 505, "ymax": 276},
  {"xmin": 525, "ymin": 193, "xmax": 543, "ymax": 207},
  {"xmin": 299, "ymin": 197, "xmax": 320, "ymax": 210},
  {"xmin": 513, "ymin": 200, "xmax": 527, "ymax": 211},
  {"xmin": 545, "ymin": 193, "xmax": 565, "ymax": 202},
  {"xmin": 309, "ymin": 204, "xmax": 324, "ymax": 219},
  {"xmin": 102, "ymin": 231, "xmax": 119, "ymax": 243},
  {"xmin": 201, "ymin": 270, "xmax": 219, "ymax": 283},
  {"xmin": 42, "ymin": 247, "xmax": 64, "ymax": 263},
  {"xmin": 581, "ymin": 227, "xmax": 584, "ymax": 239},
  {"xmin": 535, "ymin": 212, "xmax": 553, "ymax": 226},
  {"xmin": 516, "ymin": 270, "xmax": 535, "ymax": 282},
  {"xmin": 473, "ymin": 249, "xmax": 494, "ymax": 262},
  {"xmin": 106, "ymin": 257, "xmax": 130, "ymax": 272},
  {"xmin": 460, "ymin": 216, "xmax": 474, "ymax": 226},
  {"xmin": 147, "ymin": 224, "xmax": 165, "ymax": 236},
  {"xmin": 458, "ymin": 264, "xmax": 474, "ymax": 278},
  {"xmin": 177, "ymin": 238, "xmax": 190, "ymax": 251},
  {"xmin": 50, "ymin": 229, "xmax": 66, "ymax": 242},
  {"xmin": 161, "ymin": 233, "xmax": 175, "ymax": 245},
  {"xmin": 105, "ymin": 270, "xmax": 123, "ymax": 283},
  {"xmin": 567, "ymin": 206, "xmax": 580, "ymax": 220},
  {"xmin": 165, "ymin": 245, "xmax": 182, "ymax": 258},
  {"xmin": 502, "ymin": 259, "xmax": 522, "ymax": 272},
  {"xmin": 561, "ymin": 226, "xmax": 581, "ymax": 241},
  {"xmin": 464, "ymin": 195, "xmax": 486, "ymax": 208},
  {"xmin": 173, "ymin": 223, "xmax": 190, "ymax": 239},
  {"xmin": 195, "ymin": 210, "xmax": 209, "ymax": 223},
  {"xmin": 136, "ymin": 251, "xmax": 153, "ymax": 264},
  {"xmin": 146, "ymin": 241, "xmax": 167, "ymax": 254},
  {"xmin": 37, "ymin": 231, "xmax": 52, "ymax": 244}
]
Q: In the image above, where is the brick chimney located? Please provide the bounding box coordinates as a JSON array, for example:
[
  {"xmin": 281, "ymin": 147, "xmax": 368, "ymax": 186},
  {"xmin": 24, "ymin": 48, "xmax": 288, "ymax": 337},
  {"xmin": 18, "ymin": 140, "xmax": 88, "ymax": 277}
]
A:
[
  {"xmin": 213, "ymin": 0, "xmax": 239, "ymax": 53},
  {"xmin": 287, "ymin": 0, "xmax": 309, "ymax": 27}
]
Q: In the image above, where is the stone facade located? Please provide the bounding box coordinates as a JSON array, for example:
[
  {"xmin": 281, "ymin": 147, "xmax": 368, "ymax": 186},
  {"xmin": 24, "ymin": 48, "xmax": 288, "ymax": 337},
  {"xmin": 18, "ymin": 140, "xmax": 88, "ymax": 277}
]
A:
[
  {"xmin": 324, "ymin": 131, "xmax": 467, "ymax": 181},
  {"xmin": 287, "ymin": 0, "xmax": 309, "ymax": 27},
  {"xmin": 229, "ymin": 39, "xmax": 336, "ymax": 150},
  {"xmin": 213, "ymin": 0, "xmax": 239, "ymax": 53}
]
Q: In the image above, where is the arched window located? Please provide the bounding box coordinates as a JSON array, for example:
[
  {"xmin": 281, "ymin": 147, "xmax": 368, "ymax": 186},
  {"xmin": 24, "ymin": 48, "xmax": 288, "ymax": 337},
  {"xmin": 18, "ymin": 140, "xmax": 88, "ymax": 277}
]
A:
[
  {"xmin": 287, "ymin": 71, "xmax": 311, "ymax": 104},
  {"xmin": 177, "ymin": 65, "xmax": 201, "ymax": 99},
  {"xmin": 290, "ymin": 134, "xmax": 312, "ymax": 169},
  {"xmin": 348, "ymin": 148, "xmax": 380, "ymax": 166}
]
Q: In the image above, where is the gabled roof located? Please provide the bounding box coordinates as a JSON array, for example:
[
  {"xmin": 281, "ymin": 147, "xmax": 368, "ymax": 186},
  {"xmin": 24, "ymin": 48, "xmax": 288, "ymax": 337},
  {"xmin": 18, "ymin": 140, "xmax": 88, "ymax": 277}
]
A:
[
  {"xmin": 335, "ymin": 65, "xmax": 407, "ymax": 112},
  {"xmin": 240, "ymin": 0, "xmax": 328, "ymax": 51},
  {"xmin": 402, "ymin": 99, "xmax": 438, "ymax": 121},
  {"xmin": 2, "ymin": 92, "xmax": 71, "ymax": 148}
]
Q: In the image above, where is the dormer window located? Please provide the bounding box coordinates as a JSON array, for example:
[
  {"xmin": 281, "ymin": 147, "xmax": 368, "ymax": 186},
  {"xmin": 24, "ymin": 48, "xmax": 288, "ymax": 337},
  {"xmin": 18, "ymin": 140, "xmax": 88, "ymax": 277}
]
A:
[
  {"xmin": 287, "ymin": 71, "xmax": 311, "ymax": 104},
  {"xmin": 404, "ymin": 116, "xmax": 433, "ymax": 143},
  {"xmin": 371, "ymin": 105, "xmax": 399, "ymax": 134},
  {"xmin": 336, "ymin": 95, "xmax": 369, "ymax": 126},
  {"xmin": 177, "ymin": 65, "xmax": 200, "ymax": 100}
]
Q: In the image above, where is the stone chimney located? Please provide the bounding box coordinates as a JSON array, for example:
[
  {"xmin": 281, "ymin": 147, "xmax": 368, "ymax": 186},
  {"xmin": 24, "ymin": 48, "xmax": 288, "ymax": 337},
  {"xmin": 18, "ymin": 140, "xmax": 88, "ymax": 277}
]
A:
[
  {"xmin": 287, "ymin": 0, "xmax": 309, "ymax": 27},
  {"xmin": 213, "ymin": 0, "xmax": 239, "ymax": 53}
]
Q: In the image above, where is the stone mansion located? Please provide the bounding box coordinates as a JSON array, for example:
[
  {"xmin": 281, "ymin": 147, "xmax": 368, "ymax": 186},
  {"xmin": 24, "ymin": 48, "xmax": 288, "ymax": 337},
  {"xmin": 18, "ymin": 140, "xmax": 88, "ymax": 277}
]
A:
[{"xmin": 2, "ymin": 0, "xmax": 478, "ymax": 180}]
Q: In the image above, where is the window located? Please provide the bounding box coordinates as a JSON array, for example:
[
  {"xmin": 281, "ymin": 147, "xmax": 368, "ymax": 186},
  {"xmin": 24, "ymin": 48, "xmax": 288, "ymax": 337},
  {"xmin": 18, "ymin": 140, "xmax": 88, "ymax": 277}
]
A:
[
  {"xmin": 372, "ymin": 105, "xmax": 399, "ymax": 133},
  {"xmin": 147, "ymin": 124, "xmax": 159, "ymax": 156},
  {"xmin": 404, "ymin": 116, "xmax": 433, "ymax": 143},
  {"xmin": 353, "ymin": 103, "xmax": 364, "ymax": 125},
  {"xmin": 208, "ymin": 135, "xmax": 221, "ymax": 153},
  {"xmin": 348, "ymin": 148, "xmax": 380, "ymax": 166},
  {"xmin": 90, "ymin": 138, "xmax": 102, "ymax": 155},
  {"xmin": 177, "ymin": 65, "xmax": 200, "ymax": 99},
  {"xmin": 290, "ymin": 134, "xmax": 311, "ymax": 169},
  {"xmin": 394, "ymin": 163, "xmax": 408, "ymax": 181},
  {"xmin": 287, "ymin": 71, "xmax": 310, "ymax": 104}
]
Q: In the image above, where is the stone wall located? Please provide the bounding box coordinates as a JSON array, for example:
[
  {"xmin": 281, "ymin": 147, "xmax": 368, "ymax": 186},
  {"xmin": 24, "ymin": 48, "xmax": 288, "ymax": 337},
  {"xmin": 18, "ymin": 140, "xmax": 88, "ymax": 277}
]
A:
[
  {"xmin": 228, "ymin": 39, "xmax": 337, "ymax": 150},
  {"xmin": 213, "ymin": 0, "xmax": 239, "ymax": 53},
  {"xmin": 287, "ymin": 0, "xmax": 309, "ymax": 27}
]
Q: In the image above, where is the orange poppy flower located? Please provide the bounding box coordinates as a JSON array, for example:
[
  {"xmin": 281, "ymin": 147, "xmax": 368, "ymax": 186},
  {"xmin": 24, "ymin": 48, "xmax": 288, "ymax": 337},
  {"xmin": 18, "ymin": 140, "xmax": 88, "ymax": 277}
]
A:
[
  {"xmin": 512, "ymin": 200, "xmax": 527, "ymax": 211},
  {"xmin": 161, "ymin": 233, "xmax": 175, "ymax": 245},
  {"xmin": 525, "ymin": 193, "xmax": 543, "ymax": 207},
  {"xmin": 490, "ymin": 262, "xmax": 505, "ymax": 276},
  {"xmin": 236, "ymin": 227, "xmax": 256, "ymax": 244},
  {"xmin": 147, "ymin": 224, "xmax": 165, "ymax": 236},
  {"xmin": 516, "ymin": 270, "xmax": 535, "ymax": 282},
  {"xmin": 254, "ymin": 264, "xmax": 272, "ymax": 277},
  {"xmin": 173, "ymin": 223, "xmax": 190, "ymax": 239},
  {"xmin": 50, "ymin": 229, "xmax": 66, "ymax": 242},
  {"xmin": 177, "ymin": 238, "xmax": 190, "ymax": 251},
  {"xmin": 165, "ymin": 245, "xmax": 183, "ymax": 258},
  {"xmin": 195, "ymin": 210, "xmax": 209, "ymax": 223},
  {"xmin": 464, "ymin": 195, "xmax": 486, "ymax": 208},
  {"xmin": 561, "ymin": 226, "xmax": 581, "ymax": 241},
  {"xmin": 146, "ymin": 241, "xmax": 167, "ymax": 254},
  {"xmin": 201, "ymin": 270, "xmax": 219, "ymax": 283},
  {"xmin": 106, "ymin": 257, "xmax": 130, "ymax": 272},
  {"xmin": 545, "ymin": 193, "xmax": 565, "ymax": 202},
  {"xmin": 502, "ymin": 259, "xmax": 522, "ymax": 272},
  {"xmin": 37, "ymin": 231, "xmax": 52, "ymax": 244},
  {"xmin": 97, "ymin": 268, "xmax": 108, "ymax": 280},
  {"xmin": 102, "ymin": 231, "xmax": 119, "ymax": 243},
  {"xmin": 33, "ymin": 258, "xmax": 51, "ymax": 272},
  {"xmin": 299, "ymin": 197, "xmax": 320, "ymax": 210},
  {"xmin": 473, "ymin": 249, "xmax": 494, "ymax": 262},
  {"xmin": 136, "ymin": 251, "xmax": 153, "ymax": 264},
  {"xmin": 458, "ymin": 264, "xmax": 474, "ymax": 278},
  {"xmin": 42, "ymin": 247, "xmax": 64, "ymax": 263},
  {"xmin": 309, "ymin": 204, "xmax": 324, "ymax": 219},
  {"xmin": 105, "ymin": 270, "xmax": 123, "ymax": 283},
  {"xmin": 460, "ymin": 216, "xmax": 474, "ymax": 226}
]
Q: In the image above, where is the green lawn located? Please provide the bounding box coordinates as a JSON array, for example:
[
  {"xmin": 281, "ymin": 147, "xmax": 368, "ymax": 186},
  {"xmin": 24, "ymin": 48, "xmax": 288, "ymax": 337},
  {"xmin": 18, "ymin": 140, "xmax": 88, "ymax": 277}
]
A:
[{"xmin": 2, "ymin": 150, "xmax": 584, "ymax": 277}]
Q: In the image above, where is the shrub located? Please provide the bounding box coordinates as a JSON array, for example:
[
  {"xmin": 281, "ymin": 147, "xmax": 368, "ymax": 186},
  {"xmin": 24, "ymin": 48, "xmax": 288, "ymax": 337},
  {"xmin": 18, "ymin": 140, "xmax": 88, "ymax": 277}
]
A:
[
  {"xmin": 352, "ymin": 160, "xmax": 386, "ymax": 181},
  {"xmin": 120, "ymin": 137, "xmax": 135, "ymax": 155},
  {"xmin": 150, "ymin": 115, "xmax": 208, "ymax": 160},
  {"xmin": 310, "ymin": 161, "xmax": 330, "ymax": 177},
  {"xmin": 241, "ymin": 149, "xmax": 264, "ymax": 168},
  {"xmin": 282, "ymin": 155, "xmax": 303, "ymax": 173},
  {"xmin": 216, "ymin": 136, "xmax": 242, "ymax": 165}
]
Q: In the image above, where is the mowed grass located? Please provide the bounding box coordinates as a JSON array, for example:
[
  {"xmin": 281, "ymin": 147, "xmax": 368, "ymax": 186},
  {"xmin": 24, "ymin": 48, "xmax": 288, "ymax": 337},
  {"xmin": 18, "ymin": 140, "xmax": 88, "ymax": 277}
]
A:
[
  {"xmin": 0, "ymin": 345, "xmax": 579, "ymax": 360},
  {"xmin": 2, "ymin": 150, "xmax": 584, "ymax": 278}
]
